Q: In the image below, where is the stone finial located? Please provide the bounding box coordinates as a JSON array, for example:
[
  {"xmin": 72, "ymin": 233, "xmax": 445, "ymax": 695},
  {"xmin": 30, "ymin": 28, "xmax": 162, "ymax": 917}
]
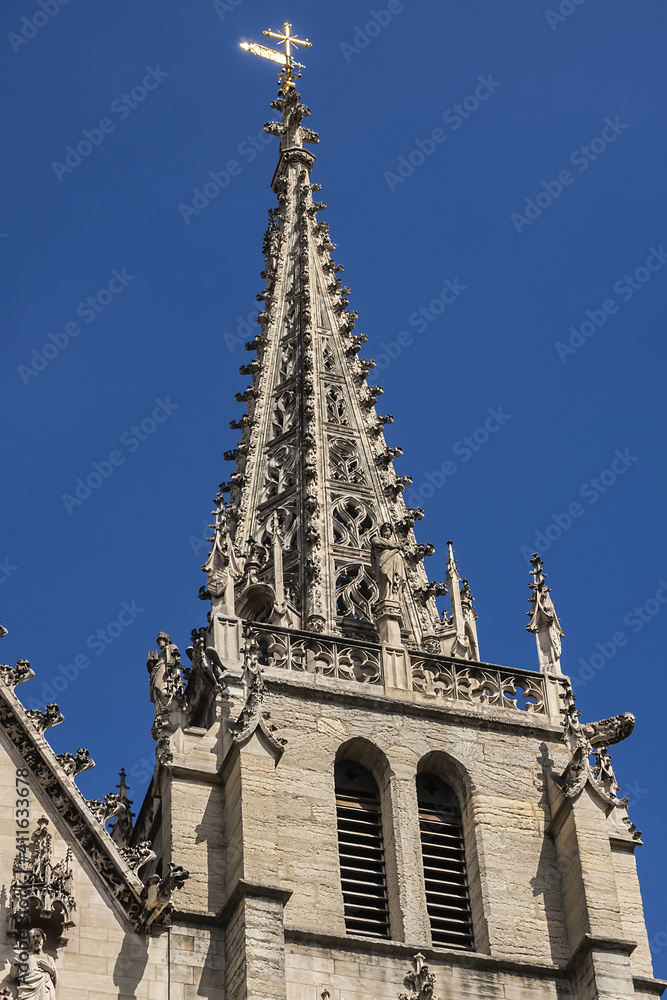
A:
[
  {"xmin": 202, "ymin": 492, "xmax": 242, "ymax": 613},
  {"xmin": 526, "ymin": 553, "xmax": 564, "ymax": 674},
  {"xmin": 446, "ymin": 542, "xmax": 480, "ymax": 661},
  {"xmin": 110, "ymin": 768, "xmax": 134, "ymax": 846}
]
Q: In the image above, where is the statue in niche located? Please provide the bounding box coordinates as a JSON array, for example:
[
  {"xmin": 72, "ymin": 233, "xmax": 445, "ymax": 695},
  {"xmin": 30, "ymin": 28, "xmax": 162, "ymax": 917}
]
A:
[
  {"xmin": 370, "ymin": 523, "xmax": 407, "ymax": 605},
  {"xmin": 146, "ymin": 632, "xmax": 181, "ymax": 716},
  {"xmin": 10, "ymin": 927, "xmax": 58, "ymax": 998}
]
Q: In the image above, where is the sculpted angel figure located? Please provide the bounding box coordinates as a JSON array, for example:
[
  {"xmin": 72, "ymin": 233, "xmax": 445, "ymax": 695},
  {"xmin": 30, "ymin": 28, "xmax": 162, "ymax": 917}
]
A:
[
  {"xmin": 10, "ymin": 927, "xmax": 57, "ymax": 999},
  {"xmin": 370, "ymin": 523, "xmax": 407, "ymax": 604}
]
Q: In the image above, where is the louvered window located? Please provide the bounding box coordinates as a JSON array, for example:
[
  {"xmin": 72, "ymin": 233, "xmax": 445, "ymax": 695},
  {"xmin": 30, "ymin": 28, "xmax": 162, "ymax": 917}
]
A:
[
  {"xmin": 335, "ymin": 761, "xmax": 390, "ymax": 938},
  {"xmin": 417, "ymin": 773, "xmax": 474, "ymax": 950}
]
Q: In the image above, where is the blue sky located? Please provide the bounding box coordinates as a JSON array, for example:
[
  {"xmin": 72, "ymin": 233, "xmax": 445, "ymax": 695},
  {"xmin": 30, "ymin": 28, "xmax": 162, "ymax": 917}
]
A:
[{"xmin": 2, "ymin": 0, "xmax": 667, "ymax": 971}]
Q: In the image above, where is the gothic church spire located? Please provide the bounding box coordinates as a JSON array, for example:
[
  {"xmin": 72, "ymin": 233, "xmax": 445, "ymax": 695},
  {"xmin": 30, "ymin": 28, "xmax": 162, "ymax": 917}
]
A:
[{"xmin": 207, "ymin": 84, "xmax": 450, "ymax": 649}]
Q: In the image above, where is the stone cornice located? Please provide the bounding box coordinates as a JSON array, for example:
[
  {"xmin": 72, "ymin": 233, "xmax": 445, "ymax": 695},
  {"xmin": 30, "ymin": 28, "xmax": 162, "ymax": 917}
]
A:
[
  {"xmin": 284, "ymin": 928, "xmax": 568, "ymax": 980},
  {"xmin": 262, "ymin": 671, "xmax": 565, "ymax": 740}
]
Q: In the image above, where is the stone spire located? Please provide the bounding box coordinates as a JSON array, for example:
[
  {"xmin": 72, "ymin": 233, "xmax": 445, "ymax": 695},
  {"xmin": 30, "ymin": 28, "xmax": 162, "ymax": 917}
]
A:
[
  {"xmin": 526, "ymin": 552, "xmax": 564, "ymax": 673},
  {"xmin": 208, "ymin": 85, "xmax": 444, "ymax": 647}
]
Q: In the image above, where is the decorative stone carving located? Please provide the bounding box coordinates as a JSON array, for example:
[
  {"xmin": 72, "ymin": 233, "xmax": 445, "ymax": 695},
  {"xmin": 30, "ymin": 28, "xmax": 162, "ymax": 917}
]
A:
[
  {"xmin": 264, "ymin": 443, "xmax": 298, "ymax": 499},
  {"xmin": 146, "ymin": 633, "xmax": 182, "ymax": 719},
  {"xmin": 138, "ymin": 864, "xmax": 190, "ymax": 932},
  {"xmin": 265, "ymin": 89, "xmax": 319, "ymax": 149},
  {"xmin": 249, "ymin": 624, "xmax": 382, "ymax": 684},
  {"xmin": 332, "ymin": 497, "xmax": 376, "ymax": 549},
  {"xmin": 398, "ymin": 953, "xmax": 442, "ymax": 1000},
  {"xmin": 411, "ymin": 655, "xmax": 547, "ymax": 713},
  {"xmin": 187, "ymin": 626, "xmax": 227, "ymax": 691},
  {"xmin": 561, "ymin": 701, "xmax": 637, "ymax": 822},
  {"xmin": 445, "ymin": 541, "xmax": 479, "ymax": 661},
  {"xmin": 582, "ymin": 711, "xmax": 635, "ymax": 748},
  {"xmin": 87, "ymin": 793, "xmax": 126, "ymax": 826},
  {"xmin": 0, "ymin": 659, "xmax": 35, "ymax": 689},
  {"xmin": 335, "ymin": 565, "xmax": 378, "ymax": 622},
  {"xmin": 156, "ymin": 735, "xmax": 174, "ymax": 766},
  {"xmin": 10, "ymin": 927, "xmax": 58, "ymax": 998},
  {"xmin": 10, "ymin": 818, "xmax": 75, "ymax": 945},
  {"xmin": 325, "ymin": 384, "xmax": 348, "ymax": 425},
  {"xmin": 329, "ymin": 436, "xmax": 366, "ymax": 484},
  {"xmin": 271, "ymin": 389, "xmax": 297, "ymax": 438},
  {"xmin": 228, "ymin": 638, "xmax": 287, "ymax": 757},
  {"xmin": 25, "ymin": 705, "xmax": 63, "ymax": 734},
  {"xmin": 0, "ymin": 695, "xmax": 147, "ymax": 930},
  {"xmin": 54, "ymin": 748, "xmax": 94, "ymax": 779},
  {"xmin": 110, "ymin": 769, "xmax": 134, "ymax": 846},
  {"xmin": 119, "ymin": 841, "xmax": 157, "ymax": 875},
  {"xmin": 203, "ymin": 492, "xmax": 243, "ymax": 611},
  {"xmin": 526, "ymin": 553, "xmax": 564, "ymax": 674}
]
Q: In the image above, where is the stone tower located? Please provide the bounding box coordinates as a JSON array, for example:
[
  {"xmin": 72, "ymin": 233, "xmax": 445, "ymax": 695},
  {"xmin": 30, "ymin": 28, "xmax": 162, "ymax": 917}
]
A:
[{"xmin": 0, "ymin": 59, "xmax": 663, "ymax": 1000}]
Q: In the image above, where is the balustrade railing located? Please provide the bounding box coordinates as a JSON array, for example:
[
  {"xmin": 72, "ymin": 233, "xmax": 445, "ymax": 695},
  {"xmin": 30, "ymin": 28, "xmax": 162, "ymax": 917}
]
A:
[
  {"xmin": 411, "ymin": 654, "xmax": 548, "ymax": 714},
  {"xmin": 246, "ymin": 624, "xmax": 557, "ymax": 716}
]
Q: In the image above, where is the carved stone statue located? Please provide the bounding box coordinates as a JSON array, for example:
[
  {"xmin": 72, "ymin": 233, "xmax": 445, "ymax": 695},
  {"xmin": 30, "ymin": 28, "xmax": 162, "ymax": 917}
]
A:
[
  {"xmin": 10, "ymin": 927, "xmax": 58, "ymax": 999},
  {"xmin": 146, "ymin": 633, "xmax": 181, "ymax": 716},
  {"xmin": 370, "ymin": 523, "xmax": 406, "ymax": 605}
]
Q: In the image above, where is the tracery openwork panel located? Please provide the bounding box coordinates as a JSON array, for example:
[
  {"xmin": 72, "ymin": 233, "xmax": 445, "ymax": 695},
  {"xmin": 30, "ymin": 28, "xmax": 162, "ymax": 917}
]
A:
[
  {"xmin": 332, "ymin": 496, "xmax": 377, "ymax": 549},
  {"xmin": 322, "ymin": 340, "xmax": 337, "ymax": 374},
  {"xmin": 278, "ymin": 342, "xmax": 297, "ymax": 383},
  {"xmin": 248, "ymin": 625, "xmax": 382, "ymax": 684},
  {"xmin": 329, "ymin": 437, "xmax": 366, "ymax": 484},
  {"xmin": 411, "ymin": 656, "xmax": 547, "ymax": 714},
  {"xmin": 258, "ymin": 502, "xmax": 299, "ymax": 552},
  {"xmin": 335, "ymin": 564, "xmax": 378, "ymax": 621},
  {"xmin": 325, "ymin": 384, "xmax": 348, "ymax": 425},
  {"xmin": 271, "ymin": 389, "xmax": 297, "ymax": 439},
  {"xmin": 263, "ymin": 443, "xmax": 298, "ymax": 500}
]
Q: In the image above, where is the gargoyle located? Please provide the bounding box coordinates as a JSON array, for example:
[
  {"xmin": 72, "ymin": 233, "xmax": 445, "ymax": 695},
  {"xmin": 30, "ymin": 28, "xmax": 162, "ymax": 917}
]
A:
[{"xmin": 581, "ymin": 711, "xmax": 635, "ymax": 748}]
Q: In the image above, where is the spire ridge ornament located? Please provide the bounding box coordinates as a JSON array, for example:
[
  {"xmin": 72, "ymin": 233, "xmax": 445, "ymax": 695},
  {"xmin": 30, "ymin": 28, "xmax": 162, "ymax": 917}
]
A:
[
  {"xmin": 526, "ymin": 552, "xmax": 564, "ymax": 674},
  {"xmin": 240, "ymin": 21, "xmax": 312, "ymax": 92}
]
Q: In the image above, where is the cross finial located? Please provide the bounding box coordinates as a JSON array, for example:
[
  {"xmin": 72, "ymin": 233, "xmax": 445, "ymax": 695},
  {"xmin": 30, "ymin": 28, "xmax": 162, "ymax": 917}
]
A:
[{"xmin": 240, "ymin": 22, "xmax": 312, "ymax": 91}]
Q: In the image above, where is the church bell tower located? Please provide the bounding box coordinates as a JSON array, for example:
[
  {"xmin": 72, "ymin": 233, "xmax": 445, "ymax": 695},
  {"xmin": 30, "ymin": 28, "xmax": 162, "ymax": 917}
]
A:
[{"xmin": 0, "ymin": 23, "xmax": 662, "ymax": 1000}]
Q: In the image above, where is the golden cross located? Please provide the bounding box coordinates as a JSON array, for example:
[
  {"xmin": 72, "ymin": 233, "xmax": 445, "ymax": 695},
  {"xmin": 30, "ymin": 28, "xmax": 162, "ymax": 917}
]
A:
[{"xmin": 240, "ymin": 21, "xmax": 312, "ymax": 90}]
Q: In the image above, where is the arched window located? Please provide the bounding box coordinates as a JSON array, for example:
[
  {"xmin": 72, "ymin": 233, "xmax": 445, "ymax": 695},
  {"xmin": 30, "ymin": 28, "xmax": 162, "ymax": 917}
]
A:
[
  {"xmin": 335, "ymin": 760, "xmax": 390, "ymax": 938},
  {"xmin": 417, "ymin": 773, "xmax": 474, "ymax": 950}
]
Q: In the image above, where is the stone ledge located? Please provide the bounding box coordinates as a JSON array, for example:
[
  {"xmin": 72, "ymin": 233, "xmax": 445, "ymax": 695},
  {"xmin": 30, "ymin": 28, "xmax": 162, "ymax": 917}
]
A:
[
  {"xmin": 264, "ymin": 672, "xmax": 564, "ymax": 739},
  {"xmin": 566, "ymin": 932, "xmax": 637, "ymax": 976},
  {"xmin": 220, "ymin": 878, "xmax": 293, "ymax": 925},
  {"xmin": 633, "ymin": 975, "xmax": 667, "ymax": 996},
  {"xmin": 285, "ymin": 927, "xmax": 568, "ymax": 980}
]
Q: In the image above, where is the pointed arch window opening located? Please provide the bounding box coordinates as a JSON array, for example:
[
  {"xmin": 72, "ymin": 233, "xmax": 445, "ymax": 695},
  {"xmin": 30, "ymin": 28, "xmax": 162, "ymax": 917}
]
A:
[
  {"xmin": 335, "ymin": 761, "xmax": 390, "ymax": 939},
  {"xmin": 417, "ymin": 773, "xmax": 475, "ymax": 951}
]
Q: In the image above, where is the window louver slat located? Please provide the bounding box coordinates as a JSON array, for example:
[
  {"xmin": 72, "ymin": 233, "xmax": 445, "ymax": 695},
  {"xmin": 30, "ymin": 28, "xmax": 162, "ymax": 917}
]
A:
[
  {"xmin": 335, "ymin": 761, "xmax": 390, "ymax": 939},
  {"xmin": 418, "ymin": 774, "xmax": 474, "ymax": 951}
]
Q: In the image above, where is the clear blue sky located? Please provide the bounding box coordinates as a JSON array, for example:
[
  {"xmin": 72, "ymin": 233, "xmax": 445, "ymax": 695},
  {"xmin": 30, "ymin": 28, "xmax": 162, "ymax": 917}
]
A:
[{"xmin": 2, "ymin": 0, "xmax": 666, "ymax": 971}]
